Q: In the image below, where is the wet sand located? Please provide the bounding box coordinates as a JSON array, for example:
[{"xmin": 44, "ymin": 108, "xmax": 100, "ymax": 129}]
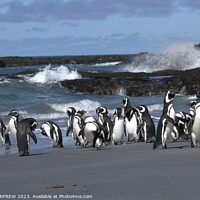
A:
[{"xmin": 1, "ymin": 141, "xmax": 200, "ymax": 200}]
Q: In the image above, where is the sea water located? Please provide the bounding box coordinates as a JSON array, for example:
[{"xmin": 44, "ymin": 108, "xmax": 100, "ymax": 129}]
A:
[{"xmin": 0, "ymin": 42, "xmax": 199, "ymax": 155}]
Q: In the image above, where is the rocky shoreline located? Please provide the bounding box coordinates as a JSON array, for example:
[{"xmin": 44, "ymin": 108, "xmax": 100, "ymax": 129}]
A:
[
  {"xmin": 1, "ymin": 53, "xmax": 200, "ymax": 97},
  {"xmin": 60, "ymin": 68, "xmax": 200, "ymax": 96},
  {"xmin": 0, "ymin": 54, "xmax": 144, "ymax": 67}
]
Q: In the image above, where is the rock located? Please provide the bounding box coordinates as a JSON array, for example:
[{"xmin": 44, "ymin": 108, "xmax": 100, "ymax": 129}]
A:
[
  {"xmin": 60, "ymin": 68, "xmax": 200, "ymax": 96},
  {"xmin": 0, "ymin": 61, "xmax": 5, "ymax": 68}
]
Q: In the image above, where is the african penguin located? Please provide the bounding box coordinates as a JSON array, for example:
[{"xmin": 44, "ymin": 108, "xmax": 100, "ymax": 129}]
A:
[
  {"xmin": 40, "ymin": 121, "xmax": 64, "ymax": 148},
  {"xmin": 66, "ymin": 107, "xmax": 76, "ymax": 137},
  {"xmin": 0, "ymin": 119, "xmax": 11, "ymax": 147},
  {"xmin": 124, "ymin": 107, "xmax": 143, "ymax": 142},
  {"xmin": 79, "ymin": 120, "xmax": 106, "ymax": 149},
  {"xmin": 153, "ymin": 90, "xmax": 176, "ymax": 149},
  {"xmin": 190, "ymin": 101, "xmax": 200, "ymax": 148},
  {"xmin": 16, "ymin": 118, "xmax": 37, "ymax": 156},
  {"xmin": 96, "ymin": 106, "xmax": 112, "ymax": 141},
  {"xmin": 112, "ymin": 108, "xmax": 125, "ymax": 145},
  {"xmin": 138, "ymin": 105, "xmax": 155, "ymax": 143},
  {"xmin": 4, "ymin": 109, "xmax": 19, "ymax": 140}
]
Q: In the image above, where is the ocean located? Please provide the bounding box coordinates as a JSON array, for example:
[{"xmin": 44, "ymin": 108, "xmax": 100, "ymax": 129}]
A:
[{"xmin": 0, "ymin": 42, "xmax": 199, "ymax": 155}]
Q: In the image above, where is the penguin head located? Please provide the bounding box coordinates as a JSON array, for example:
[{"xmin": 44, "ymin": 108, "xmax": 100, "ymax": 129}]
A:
[
  {"xmin": 196, "ymin": 90, "xmax": 200, "ymax": 99},
  {"xmin": 8, "ymin": 109, "xmax": 19, "ymax": 117},
  {"xmin": 67, "ymin": 107, "xmax": 76, "ymax": 117},
  {"xmin": 96, "ymin": 106, "xmax": 108, "ymax": 115},
  {"xmin": 40, "ymin": 124, "xmax": 48, "ymax": 136},
  {"xmin": 165, "ymin": 90, "xmax": 175, "ymax": 104},
  {"xmin": 30, "ymin": 119, "xmax": 37, "ymax": 131},
  {"xmin": 77, "ymin": 110, "xmax": 87, "ymax": 117},
  {"xmin": 123, "ymin": 96, "xmax": 131, "ymax": 108},
  {"xmin": 113, "ymin": 108, "xmax": 122, "ymax": 118},
  {"xmin": 138, "ymin": 105, "xmax": 148, "ymax": 114}
]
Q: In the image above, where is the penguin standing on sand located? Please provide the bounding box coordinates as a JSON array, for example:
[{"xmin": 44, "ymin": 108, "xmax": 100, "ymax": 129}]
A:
[
  {"xmin": 79, "ymin": 120, "xmax": 107, "ymax": 149},
  {"xmin": 124, "ymin": 107, "xmax": 142, "ymax": 142},
  {"xmin": 96, "ymin": 106, "xmax": 112, "ymax": 141},
  {"xmin": 190, "ymin": 100, "xmax": 200, "ymax": 148},
  {"xmin": 16, "ymin": 118, "xmax": 37, "ymax": 156},
  {"xmin": 66, "ymin": 107, "xmax": 76, "ymax": 137},
  {"xmin": 40, "ymin": 121, "xmax": 64, "ymax": 148},
  {"xmin": 0, "ymin": 119, "xmax": 11, "ymax": 146},
  {"xmin": 72, "ymin": 113, "xmax": 87, "ymax": 146},
  {"xmin": 4, "ymin": 109, "xmax": 19, "ymax": 140},
  {"xmin": 153, "ymin": 91, "xmax": 176, "ymax": 149},
  {"xmin": 123, "ymin": 97, "xmax": 143, "ymax": 142},
  {"xmin": 173, "ymin": 112, "xmax": 192, "ymax": 140},
  {"xmin": 123, "ymin": 96, "xmax": 132, "ymax": 114},
  {"xmin": 138, "ymin": 105, "xmax": 155, "ymax": 143},
  {"xmin": 112, "ymin": 108, "xmax": 125, "ymax": 145}
]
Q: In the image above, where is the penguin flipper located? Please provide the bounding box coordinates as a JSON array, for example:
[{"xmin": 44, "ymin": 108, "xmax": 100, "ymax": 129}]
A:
[
  {"xmin": 66, "ymin": 125, "xmax": 72, "ymax": 137},
  {"xmin": 136, "ymin": 121, "xmax": 145, "ymax": 135},
  {"xmin": 165, "ymin": 116, "xmax": 174, "ymax": 126},
  {"xmin": 4, "ymin": 133, "xmax": 11, "ymax": 146},
  {"xmin": 28, "ymin": 131, "xmax": 37, "ymax": 144}
]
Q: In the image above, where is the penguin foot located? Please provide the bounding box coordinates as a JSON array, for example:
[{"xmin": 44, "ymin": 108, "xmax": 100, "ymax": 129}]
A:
[{"xmin": 19, "ymin": 151, "xmax": 29, "ymax": 157}]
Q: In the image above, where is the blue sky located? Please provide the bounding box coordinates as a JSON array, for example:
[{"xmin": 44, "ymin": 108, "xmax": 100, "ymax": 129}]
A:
[{"xmin": 0, "ymin": 0, "xmax": 200, "ymax": 56}]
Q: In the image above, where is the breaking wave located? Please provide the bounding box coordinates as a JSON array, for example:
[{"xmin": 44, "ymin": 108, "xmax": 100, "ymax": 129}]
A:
[
  {"xmin": 28, "ymin": 64, "xmax": 82, "ymax": 84},
  {"xmin": 48, "ymin": 99, "xmax": 101, "ymax": 116},
  {"xmin": 121, "ymin": 42, "xmax": 200, "ymax": 73}
]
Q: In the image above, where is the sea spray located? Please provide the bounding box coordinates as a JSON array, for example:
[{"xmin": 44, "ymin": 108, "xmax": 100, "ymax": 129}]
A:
[
  {"xmin": 28, "ymin": 64, "xmax": 82, "ymax": 84},
  {"xmin": 49, "ymin": 99, "xmax": 101, "ymax": 115},
  {"xmin": 122, "ymin": 42, "xmax": 200, "ymax": 72}
]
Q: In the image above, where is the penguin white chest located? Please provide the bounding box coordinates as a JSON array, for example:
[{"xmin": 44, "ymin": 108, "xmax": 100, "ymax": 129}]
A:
[
  {"xmin": 8, "ymin": 118, "xmax": 17, "ymax": 139},
  {"xmin": 112, "ymin": 118, "xmax": 124, "ymax": 142},
  {"xmin": 84, "ymin": 123, "xmax": 97, "ymax": 145},
  {"xmin": 42, "ymin": 124, "xmax": 51, "ymax": 138},
  {"xmin": 125, "ymin": 115, "xmax": 137, "ymax": 134},
  {"xmin": 192, "ymin": 109, "xmax": 200, "ymax": 141}
]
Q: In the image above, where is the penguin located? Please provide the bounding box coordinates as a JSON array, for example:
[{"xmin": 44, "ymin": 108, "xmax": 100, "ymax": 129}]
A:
[
  {"xmin": 84, "ymin": 116, "xmax": 96, "ymax": 124},
  {"xmin": 16, "ymin": 118, "xmax": 37, "ymax": 156},
  {"xmin": 153, "ymin": 90, "xmax": 176, "ymax": 149},
  {"xmin": 123, "ymin": 96, "xmax": 132, "ymax": 114},
  {"xmin": 173, "ymin": 111, "xmax": 192, "ymax": 140},
  {"xmin": 0, "ymin": 119, "xmax": 11, "ymax": 147},
  {"xmin": 138, "ymin": 105, "xmax": 155, "ymax": 143},
  {"xmin": 111, "ymin": 108, "xmax": 125, "ymax": 145},
  {"xmin": 123, "ymin": 96, "xmax": 144, "ymax": 142},
  {"xmin": 79, "ymin": 120, "xmax": 107, "ymax": 149},
  {"xmin": 66, "ymin": 107, "xmax": 76, "ymax": 137},
  {"xmin": 96, "ymin": 106, "xmax": 112, "ymax": 141},
  {"xmin": 124, "ymin": 106, "xmax": 143, "ymax": 142},
  {"xmin": 4, "ymin": 109, "xmax": 19, "ymax": 140},
  {"xmin": 190, "ymin": 101, "xmax": 200, "ymax": 148},
  {"xmin": 71, "ymin": 114, "xmax": 87, "ymax": 146},
  {"xmin": 40, "ymin": 121, "xmax": 64, "ymax": 148}
]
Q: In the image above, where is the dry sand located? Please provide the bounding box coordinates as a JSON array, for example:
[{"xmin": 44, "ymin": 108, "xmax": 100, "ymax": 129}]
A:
[{"xmin": 1, "ymin": 141, "xmax": 200, "ymax": 200}]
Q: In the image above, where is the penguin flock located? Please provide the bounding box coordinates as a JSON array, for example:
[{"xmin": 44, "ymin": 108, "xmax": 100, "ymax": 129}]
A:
[{"xmin": 0, "ymin": 90, "xmax": 200, "ymax": 157}]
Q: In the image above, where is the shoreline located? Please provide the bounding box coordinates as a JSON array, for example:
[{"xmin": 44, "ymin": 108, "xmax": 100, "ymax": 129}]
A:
[
  {"xmin": 1, "ymin": 141, "xmax": 200, "ymax": 200},
  {"xmin": 0, "ymin": 53, "xmax": 143, "ymax": 68}
]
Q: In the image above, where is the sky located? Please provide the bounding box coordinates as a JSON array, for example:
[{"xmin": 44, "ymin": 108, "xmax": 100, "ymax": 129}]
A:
[{"xmin": 0, "ymin": 0, "xmax": 200, "ymax": 56}]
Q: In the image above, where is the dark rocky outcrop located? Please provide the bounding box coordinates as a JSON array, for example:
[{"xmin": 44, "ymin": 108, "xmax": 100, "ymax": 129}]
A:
[
  {"xmin": 60, "ymin": 68, "xmax": 200, "ymax": 97},
  {"xmin": 0, "ymin": 53, "xmax": 146, "ymax": 67}
]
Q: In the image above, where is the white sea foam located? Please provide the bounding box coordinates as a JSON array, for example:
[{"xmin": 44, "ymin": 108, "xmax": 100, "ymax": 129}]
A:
[
  {"xmin": 121, "ymin": 42, "xmax": 200, "ymax": 73},
  {"xmin": 48, "ymin": 99, "xmax": 101, "ymax": 116},
  {"xmin": 95, "ymin": 61, "xmax": 121, "ymax": 66},
  {"xmin": 28, "ymin": 64, "xmax": 82, "ymax": 84},
  {"xmin": 147, "ymin": 104, "xmax": 163, "ymax": 112}
]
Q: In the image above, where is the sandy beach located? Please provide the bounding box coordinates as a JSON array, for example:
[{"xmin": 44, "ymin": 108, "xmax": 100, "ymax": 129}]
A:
[{"xmin": 1, "ymin": 141, "xmax": 200, "ymax": 200}]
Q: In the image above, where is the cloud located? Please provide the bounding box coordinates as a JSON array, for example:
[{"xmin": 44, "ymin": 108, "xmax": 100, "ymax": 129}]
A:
[
  {"xmin": 0, "ymin": 0, "xmax": 181, "ymax": 23},
  {"xmin": 179, "ymin": 0, "xmax": 200, "ymax": 10}
]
